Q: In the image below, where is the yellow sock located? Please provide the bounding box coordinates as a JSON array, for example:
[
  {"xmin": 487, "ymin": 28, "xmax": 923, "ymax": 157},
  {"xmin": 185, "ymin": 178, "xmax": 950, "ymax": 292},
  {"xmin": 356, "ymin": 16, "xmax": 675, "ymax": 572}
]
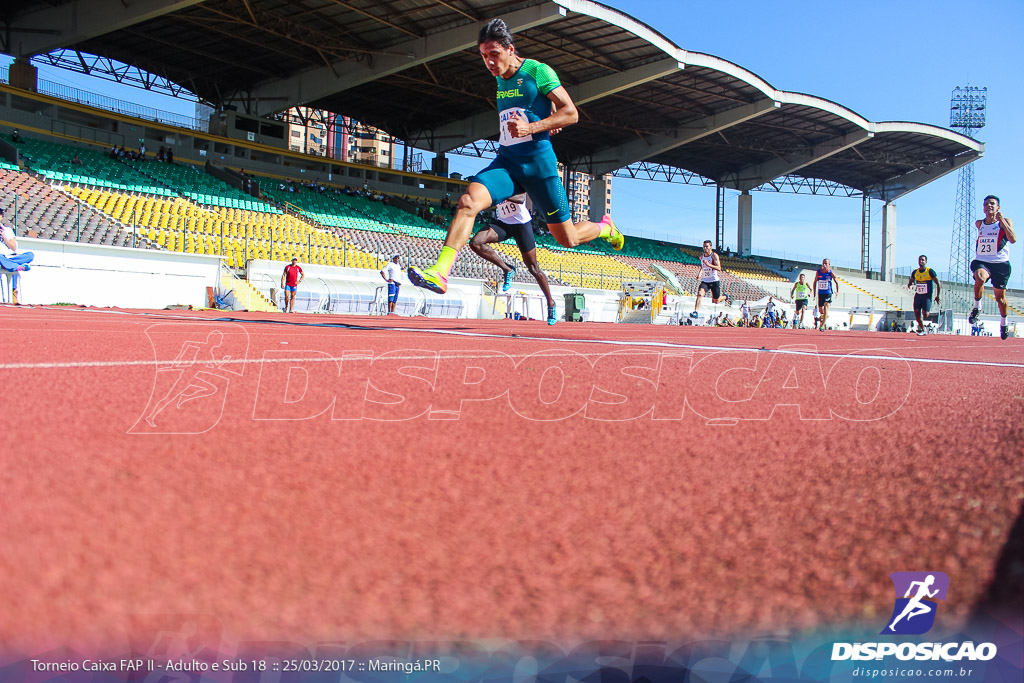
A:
[
  {"xmin": 598, "ymin": 216, "xmax": 612, "ymax": 238},
  {"xmin": 435, "ymin": 246, "xmax": 459, "ymax": 277}
]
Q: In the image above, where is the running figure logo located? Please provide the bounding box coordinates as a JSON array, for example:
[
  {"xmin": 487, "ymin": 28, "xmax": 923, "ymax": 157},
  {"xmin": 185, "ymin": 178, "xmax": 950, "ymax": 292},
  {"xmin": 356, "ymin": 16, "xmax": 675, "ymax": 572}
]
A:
[
  {"xmin": 130, "ymin": 324, "xmax": 249, "ymax": 434},
  {"xmin": 881, "ymin": 571, "xmax": 949, "ymax": 635}
]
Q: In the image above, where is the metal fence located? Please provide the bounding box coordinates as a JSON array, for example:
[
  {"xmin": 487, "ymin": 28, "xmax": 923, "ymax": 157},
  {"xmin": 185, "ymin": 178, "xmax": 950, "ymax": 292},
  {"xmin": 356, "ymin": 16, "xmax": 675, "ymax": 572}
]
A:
[{"xmin": 0, "ymin": 66, "xmax": 208, "ymax": 132}]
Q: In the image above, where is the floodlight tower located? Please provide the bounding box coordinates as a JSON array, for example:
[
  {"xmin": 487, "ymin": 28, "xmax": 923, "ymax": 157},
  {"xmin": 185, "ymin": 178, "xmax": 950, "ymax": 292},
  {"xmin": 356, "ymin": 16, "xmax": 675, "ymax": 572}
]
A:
[{"xmin": 948, "ymin": 86, "xmax": 986, "ymax": 301}]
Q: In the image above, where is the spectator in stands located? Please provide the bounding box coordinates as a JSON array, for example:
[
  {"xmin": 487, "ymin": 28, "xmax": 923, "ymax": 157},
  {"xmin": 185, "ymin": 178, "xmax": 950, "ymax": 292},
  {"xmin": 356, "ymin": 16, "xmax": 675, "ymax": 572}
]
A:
[
  {"xmin": 157, "ymin": 145, "xmax": 166, "ymax": 162},
  {"xmin": 166, "ymin": 147, "xmax": 174, "ymax": 163},
  {"xmin": 281, "ymin": 258, "xmax": 304, "ymax": 313},
  {"xmin": 11, "ymin": 129, "xmax": 20, "ymax": 143},
  {"xmin": 740, "ymin": 299, "xmax": 750, "ymax": 325},
  {"xmin": 139, "ymin": 144, "xmax": 147, "ymax": 160},
  {"xmin": 0, "ymin": 208, "xmax": 33, "ymax": 305},
  {"xmin": 70, "ymin": 154, "xmax": 82, "ymax": 166},
  {"xmin": 380, "ymin": 254, "xmax": 402, "ymax": 314},
  {"xmin": 779, "ymin": 310, "xmax": 788, "ymax": 329},
  {"xmin": 765, "ymin": 296, "xmax": 776, "ymax": 327},
  {"xmin": 109, "ymin": 144, "xmax": 118, "ymax": 159}
]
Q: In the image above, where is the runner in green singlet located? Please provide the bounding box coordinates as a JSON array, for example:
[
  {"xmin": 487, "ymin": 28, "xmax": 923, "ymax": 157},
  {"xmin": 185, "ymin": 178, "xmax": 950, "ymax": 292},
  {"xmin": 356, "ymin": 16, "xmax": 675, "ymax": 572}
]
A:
[
  {"xmin": 790, "ymin": 273, "xmax": 812, "ymax": 329},
  {"xmin": 407, "ymin": 18, "xmax": 624, "ymax": 304}
]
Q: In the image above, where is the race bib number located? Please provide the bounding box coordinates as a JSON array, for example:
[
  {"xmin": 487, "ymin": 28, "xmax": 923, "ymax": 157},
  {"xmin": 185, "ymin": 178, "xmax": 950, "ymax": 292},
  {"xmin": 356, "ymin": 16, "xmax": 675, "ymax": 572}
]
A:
[
  {"xmin": 817, "ymin": 280, "xmax": 830, "ymax": 291},
  {"xmin": 499, "ymin": 108, "xmax": 533, "ymax": 147},
  {"xmin": 916, "ymin": 283, "xmax": 928, "ymax": 295},
  {"xmin": 497, "ymin": 201, "xmax": 517, "ymax": 219},
  {"xmin": 702, "ymin": 266, "xmax": 714, "ymax": 279},
  {"xmin": 978, "ymin": 236, "xmax": 996, "ymax": 254},
  {"xmin": 496, "ymin": 199, "xmax": 531, "ymax": 224}
]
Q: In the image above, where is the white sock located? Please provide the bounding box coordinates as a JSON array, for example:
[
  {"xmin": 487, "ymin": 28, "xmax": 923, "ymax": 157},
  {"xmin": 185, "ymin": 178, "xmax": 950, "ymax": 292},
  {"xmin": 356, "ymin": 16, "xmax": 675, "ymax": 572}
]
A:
[
  {"xmin": 973, "ymin": 299, "xmax": 981, "ymax": 310},
  {"xmin": 1001, "ymin": 316, "xmax": 1007, "ymax": 326}
]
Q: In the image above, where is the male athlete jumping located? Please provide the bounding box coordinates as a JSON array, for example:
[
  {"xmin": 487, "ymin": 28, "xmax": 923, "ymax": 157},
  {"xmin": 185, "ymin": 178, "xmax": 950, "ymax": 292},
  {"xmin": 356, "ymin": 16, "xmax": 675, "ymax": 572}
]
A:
[{"xmin": 408, "ymin": 18, "xmax": 623, "ymax": 296}]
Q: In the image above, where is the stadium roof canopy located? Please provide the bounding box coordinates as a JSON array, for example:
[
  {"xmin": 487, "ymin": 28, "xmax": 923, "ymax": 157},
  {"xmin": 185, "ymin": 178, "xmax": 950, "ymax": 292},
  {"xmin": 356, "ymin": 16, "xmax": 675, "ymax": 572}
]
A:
[{"xmin": 0, "ymin": 0, "xmax": 983, "ymax": 200}]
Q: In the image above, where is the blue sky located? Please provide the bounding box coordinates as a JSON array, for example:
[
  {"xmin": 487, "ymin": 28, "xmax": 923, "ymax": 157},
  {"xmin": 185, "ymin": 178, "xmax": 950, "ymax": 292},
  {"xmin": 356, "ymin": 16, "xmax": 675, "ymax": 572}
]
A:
[
  {"xmin": 590, "ymin": 0, "xmax": 1024, "ymax": 280},
  {"xmin": 4, "ymin": 0, "xmax": 1022, "ymax": 282}
]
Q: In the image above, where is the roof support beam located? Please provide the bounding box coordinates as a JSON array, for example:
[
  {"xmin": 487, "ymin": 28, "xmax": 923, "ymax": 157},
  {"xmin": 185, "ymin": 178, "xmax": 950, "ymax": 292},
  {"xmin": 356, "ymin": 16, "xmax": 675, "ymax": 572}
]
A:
[
  {"xmin": 427, "ymin": 56, "xmax": 683, "ymax": 153},
  {"xmin": 869, "ymin": 150, "xmax": 982, "ymax": 202},
  {"xmin": 234, "ymin": 2, "xmax": 567, "ymax": 116},
  {"xmin": 724, "ymin": 130, "xmax": 873, "ymax": 191},
  {"xmin": 9, "ymin": 0, "xmax": 208, "ymax": 57},
  {"xmin": 586, "ymin": 98, "xmax": 779, "ymax": 176}
]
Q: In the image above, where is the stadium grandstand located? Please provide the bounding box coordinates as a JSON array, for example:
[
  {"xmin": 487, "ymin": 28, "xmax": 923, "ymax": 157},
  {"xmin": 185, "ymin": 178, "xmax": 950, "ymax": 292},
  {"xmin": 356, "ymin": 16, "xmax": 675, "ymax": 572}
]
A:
[{"xmin": 0, "ymin": 0, "xmax": 1015, "ymax": 333}]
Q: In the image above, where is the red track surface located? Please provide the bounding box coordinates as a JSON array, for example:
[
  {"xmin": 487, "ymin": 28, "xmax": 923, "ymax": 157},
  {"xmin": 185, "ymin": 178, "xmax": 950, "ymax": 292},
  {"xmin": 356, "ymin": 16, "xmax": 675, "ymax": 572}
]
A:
[{"xmin": 1, "ymin": 306, "xmax": 1021, "ymax": 655}]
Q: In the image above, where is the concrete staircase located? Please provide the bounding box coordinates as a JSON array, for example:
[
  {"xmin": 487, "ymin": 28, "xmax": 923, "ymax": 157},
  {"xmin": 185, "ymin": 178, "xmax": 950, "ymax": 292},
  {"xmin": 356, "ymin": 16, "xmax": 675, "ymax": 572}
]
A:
[{"xmin": 219, "ymin": 272, "xmax": 279, "ymax": 312}]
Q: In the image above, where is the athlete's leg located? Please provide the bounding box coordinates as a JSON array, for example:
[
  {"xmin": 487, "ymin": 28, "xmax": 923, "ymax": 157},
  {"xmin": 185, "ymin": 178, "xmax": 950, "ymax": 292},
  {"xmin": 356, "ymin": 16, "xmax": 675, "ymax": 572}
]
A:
[
  {"xmin": 444, "ymin": 183, "xmax": 493, "ymax": 251},
  {"xmin": 694, "ymin": 287, "xmax": 707, "ymax": 312},
  {"xmin": 469, "ymin": 228, "xmax": 512, "ymax": 273},
  {"xmin": 994, "ymin": 288, "xmax": 1008, "ymax": 317},
  {"xmin": 527, "ymin": 174, "xmax": 622, "ymax": 250},
  {"xmin": 410, "ymin": 181, "xmax": 498, "ymax": 294},
  {"xmin": 915, "ymin": 306, "xmax": 924, "ymax": 332},
  {"xmin": 968, "ymin": 264, "xmax": 990, "ymax": 324},
  {"xmin": 520, "ymin": 247, "xmax": 554, "ymax": 309},
  {"xmin": 547, "ymin": 217, "xmax": 604, "ymax": 248},
  {"xmin": 973, "ymin": 267, "xmax": 989, "ymax": 300}
]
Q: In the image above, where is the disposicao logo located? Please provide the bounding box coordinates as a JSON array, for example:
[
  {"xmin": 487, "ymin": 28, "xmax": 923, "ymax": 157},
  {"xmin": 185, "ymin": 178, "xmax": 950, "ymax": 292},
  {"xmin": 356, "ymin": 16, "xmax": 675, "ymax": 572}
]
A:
[
  {"xmin": 882, "ymin": 571, "xmax": 948, "ymax": 635},
  {"xmin": 831, "ymin": 572, "xmax": 997, "ymax": 662}
]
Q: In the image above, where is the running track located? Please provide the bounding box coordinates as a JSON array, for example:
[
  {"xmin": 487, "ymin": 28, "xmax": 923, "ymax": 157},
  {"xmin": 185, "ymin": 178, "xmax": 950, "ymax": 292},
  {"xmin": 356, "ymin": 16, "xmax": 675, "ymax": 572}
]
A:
[{"xmin": 0, "ymin": 306, "xmax": 1021, "ymax": 656}]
